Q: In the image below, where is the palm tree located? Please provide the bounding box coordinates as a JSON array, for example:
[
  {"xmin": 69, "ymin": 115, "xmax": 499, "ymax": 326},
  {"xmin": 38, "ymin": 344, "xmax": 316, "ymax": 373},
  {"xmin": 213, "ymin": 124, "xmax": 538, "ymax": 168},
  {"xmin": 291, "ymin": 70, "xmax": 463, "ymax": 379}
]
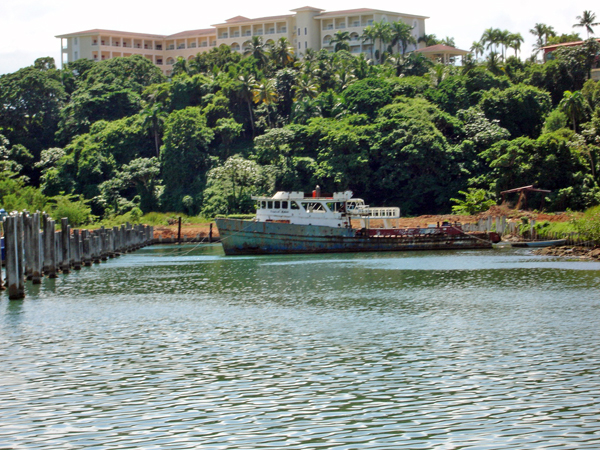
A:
[
  {"xmin": 486, "ymin": 51, "xmax": 503, "ymax": 76},
  {"xmin": 530, "ymin": 23, "xmax": 556, "ymax": 59},
  {"xmin": 471, "ymin": 41, "xmax": 485, "ymax": 59},
  {"xmin": 252, "ymin": 79, "xmax": 278, "ymax": 127},
  {"xmin": 293, "ymin": 73, "xmax": 319, "ymax": 100},
  {"xmin": 237, "ymin": 74, "xmax": 258, "ymax": 137},
  {"xmin": 271, "ymin": 37, "xmax": 295, "ymax": 67},
  {"xmin": 497, "ymin": 29, "xmax": 511, "ymax": 60},
  {"xmin": 508, "ymin": 32, "xmax": 524, "ymax": 57},
  {"xmin": 573, "ymin": 11, "xmax": 600, "ymax": 38},
  {"xmin": 171, "ymin": 57, "xmax": 188, "ymax": 76},
  {"xmin": 481, "ymin": 28, "xmax": 501, "ymax": 53},
  {"xmin": 244, "ymin": 36, "xmax": 269, "ymax": 68},
  {"xmin": 440, "ymin": 36, "xmax": 456, "ymax": 47},
  {"xmin": 418, "ymin": 33, "xmax": 438, "ymax": 47},
  {"xmin": 559, "ymin": 90, "xmax": 589, "ymax": 131},
  {"xmin": 140, "ymin": 103, "xmax": 168, "ymax": 157},
  {"xmin": 390, "ymin": 21, "xmax": 415, "ymax": 55},
  {"xmin": 373, "ymin": 21, "xmax": 392, "ymax": 63},
  {"xmin": 361, "ymin": 25, "xmax": 377, "ymax": 60},
  {"xmin": 330, "ymin": 30, "xmax": 351, "ymax": 52},
  {"xmin": 291, "ymin": 98, "xmax": 321, "ymax": 124}
]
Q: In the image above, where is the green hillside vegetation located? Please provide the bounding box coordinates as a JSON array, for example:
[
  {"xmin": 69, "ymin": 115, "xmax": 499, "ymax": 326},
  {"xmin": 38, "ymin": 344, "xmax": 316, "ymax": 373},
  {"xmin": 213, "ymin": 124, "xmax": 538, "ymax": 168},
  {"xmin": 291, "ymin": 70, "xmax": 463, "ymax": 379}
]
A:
[{"xmin": 1, "ymin": 22, "xmax": 600, "ymax": 226}]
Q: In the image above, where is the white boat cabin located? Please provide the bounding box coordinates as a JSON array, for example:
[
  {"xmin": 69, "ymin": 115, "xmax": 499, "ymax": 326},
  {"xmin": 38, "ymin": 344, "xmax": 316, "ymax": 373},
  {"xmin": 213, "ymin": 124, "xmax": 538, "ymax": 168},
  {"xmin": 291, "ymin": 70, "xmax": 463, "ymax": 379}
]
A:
[{"xmin": 252, "ymin": 191, "xmax": 401, "ymax": 228}]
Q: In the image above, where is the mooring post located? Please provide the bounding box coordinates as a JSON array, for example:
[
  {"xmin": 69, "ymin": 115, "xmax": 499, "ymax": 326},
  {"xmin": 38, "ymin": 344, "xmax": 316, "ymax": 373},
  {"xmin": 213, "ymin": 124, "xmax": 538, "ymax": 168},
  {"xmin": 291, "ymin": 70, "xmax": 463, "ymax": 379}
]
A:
[
  {"xmin": 43, "ymin": 216, "xmax": 57, "ymax": 278},
  {"xmin": 177, "ymin": 217, "xmax": 182, "ymax": 244},
  {"xmin": 82, "ymin": 229, "xmax": 92, "ymax": 266},
  {"xmin": 23, "ymin": 213, "xmax": 33, "ymax": 280},
  {"xmin": 5, "ymin": 216, "xmax": 24, "ymax": 299},
  {"xmin": 72, "ymin": 229, "xmax": 82, "ymax": 270},
  {"xmin": 30, "ymin": 212, "xmax": 42, "ymax": 284},
  {"xmin": 209, "ymin": 223, "xmax": 213, "ymax": 243},
  {"xmin": 92, "ymin": 235, "xmax": 101, "ymax": 264},
  {"xmin": 60, "ymin": 218, "xmax": 70, "ymax": 273},
  {"xmin": 15, "ymin": 214, "xmax": 25, "ymax": 297}
]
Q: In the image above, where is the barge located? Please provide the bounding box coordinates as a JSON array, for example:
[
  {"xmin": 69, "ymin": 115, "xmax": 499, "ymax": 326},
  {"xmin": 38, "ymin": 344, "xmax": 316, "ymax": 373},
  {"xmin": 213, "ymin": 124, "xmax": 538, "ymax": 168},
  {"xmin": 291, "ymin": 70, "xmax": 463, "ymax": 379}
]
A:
[{"xmin": 215, "ymin": 191, "xmax": 498, "ymax": 255}]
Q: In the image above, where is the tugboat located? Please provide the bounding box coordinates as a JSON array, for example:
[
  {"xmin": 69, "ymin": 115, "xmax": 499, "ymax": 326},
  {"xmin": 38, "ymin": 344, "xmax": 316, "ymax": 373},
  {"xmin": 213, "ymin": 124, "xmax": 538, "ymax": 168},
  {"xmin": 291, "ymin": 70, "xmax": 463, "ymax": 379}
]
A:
[{"xmin": 215, "ymin": 190, "xmax": 498, "ymax": 255}]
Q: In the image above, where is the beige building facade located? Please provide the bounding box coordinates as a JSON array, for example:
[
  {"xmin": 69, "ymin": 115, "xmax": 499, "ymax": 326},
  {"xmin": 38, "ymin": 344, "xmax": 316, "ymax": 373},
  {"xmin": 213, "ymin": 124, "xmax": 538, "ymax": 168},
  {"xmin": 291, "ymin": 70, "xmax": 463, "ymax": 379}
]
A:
[{"xmin": 57, "ymin": 7, "xmax": 427, "ymax": 75}]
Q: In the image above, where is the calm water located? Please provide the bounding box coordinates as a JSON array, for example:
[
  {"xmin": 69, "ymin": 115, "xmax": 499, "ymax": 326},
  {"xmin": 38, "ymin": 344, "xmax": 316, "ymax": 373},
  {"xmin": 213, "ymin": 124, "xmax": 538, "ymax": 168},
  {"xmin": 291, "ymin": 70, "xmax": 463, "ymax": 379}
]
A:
[{"xmin": 1, "ymin": 245, "xmax": 600, "ymax": 449}]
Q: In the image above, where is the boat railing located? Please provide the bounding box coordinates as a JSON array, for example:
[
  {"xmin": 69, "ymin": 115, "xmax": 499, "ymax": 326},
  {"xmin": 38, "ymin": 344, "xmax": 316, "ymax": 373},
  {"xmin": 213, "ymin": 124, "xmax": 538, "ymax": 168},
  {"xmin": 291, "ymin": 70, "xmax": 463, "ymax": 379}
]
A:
[{"xmin": 348, "ymin": 206, "xmax": 400, "ymax": 219}]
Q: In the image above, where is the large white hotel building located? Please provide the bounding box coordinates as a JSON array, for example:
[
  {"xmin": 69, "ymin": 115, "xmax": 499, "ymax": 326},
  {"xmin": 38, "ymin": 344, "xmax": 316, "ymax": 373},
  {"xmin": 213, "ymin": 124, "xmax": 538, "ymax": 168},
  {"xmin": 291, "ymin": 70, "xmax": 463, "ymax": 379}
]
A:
[{"xmin": 56, "ymin": 6, "xmax": 428, "ymax": 75}]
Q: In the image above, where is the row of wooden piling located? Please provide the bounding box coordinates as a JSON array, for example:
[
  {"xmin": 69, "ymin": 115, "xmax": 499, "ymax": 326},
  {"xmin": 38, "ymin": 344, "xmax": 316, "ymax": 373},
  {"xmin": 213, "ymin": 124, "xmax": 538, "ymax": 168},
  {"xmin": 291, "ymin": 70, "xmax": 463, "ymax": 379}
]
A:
[{"xmin": 1, "ymin": 212, "xmax": 154, "ymax": 300}]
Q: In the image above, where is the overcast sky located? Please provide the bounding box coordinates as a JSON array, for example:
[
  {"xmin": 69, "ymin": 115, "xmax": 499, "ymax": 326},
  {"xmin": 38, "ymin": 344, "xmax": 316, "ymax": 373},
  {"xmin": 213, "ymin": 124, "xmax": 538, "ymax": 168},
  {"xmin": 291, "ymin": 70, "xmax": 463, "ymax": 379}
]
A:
[{"xmin": 0, "ymin": 0, "xmax": 597, "ymax": 75}]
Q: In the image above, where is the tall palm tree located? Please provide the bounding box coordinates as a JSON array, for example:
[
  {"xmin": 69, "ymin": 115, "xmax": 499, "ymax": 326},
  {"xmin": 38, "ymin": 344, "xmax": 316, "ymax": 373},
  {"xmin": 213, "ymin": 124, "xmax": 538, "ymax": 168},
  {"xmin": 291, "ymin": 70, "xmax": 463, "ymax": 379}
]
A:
[
  {"xmin": 497, "ymin": 29, "xmax": 511, "ymax": 60},
  {"xmin": 390, "ymin": 21, "xmax": 415, "ymax": 55},
  {"xmin": 471, "ymin": 41, "xmax": 485, "ymax": 59},
  {"xmin": 140, "ymin": 103, "xmax": 168, "ymax": 157},
  {"xmin": 508, "ymin": 32, "xmax": 524, "ymax": 57},
  {"xmin": 361, "ymin": 25, "xmax": 377, "ymax": 60},
  {"xmin": 330, "ymin": 30, "xmax": 351, "ymax": 52},
  {"xmin": 171, "ymin": 57, "xmax": 188, "ymax": 76},
  {"xmin": 481, "ymin": 28, "xmax": 501, "ymax": 53},
  {"xmin": 373, "ymin": 21, "xmax": 392, "ymax": 63},
  {"xmin": 244, "ymin": 36, "xmax": 269, "ymax": 68},
  {"xmin": 530, "ymin": 23, "xmax": 556, "ymax": 59},
  {"xmin": 271, "ymin": 37, "xmax": 295, "ymax": 67},
  {"xmin": 237, "ymin": 74, "xmax": 258, "ymax": 137},
  {"xmin": 252, "ymin": 79, "xmax": 278, "ymax": 128},
  {"xmin": 418, "ymin": 33, "xmax": 438, "ymax": 47},
  {"xmin": 573, "ymin": 10, "xmax": 600, "ymax": 38}
]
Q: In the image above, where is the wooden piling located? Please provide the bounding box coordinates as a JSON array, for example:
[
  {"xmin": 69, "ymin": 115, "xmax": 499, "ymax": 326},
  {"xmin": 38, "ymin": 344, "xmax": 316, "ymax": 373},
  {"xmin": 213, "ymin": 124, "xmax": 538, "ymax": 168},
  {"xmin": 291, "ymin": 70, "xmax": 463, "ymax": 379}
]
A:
[
  {"xmin": 61, "ymin": 218, "xmax": 70, "ymax": 274},
  {"xmin": 43, "ymin": 216, "xmax": 57, "ymax": 278},
  {"xmin": 30, "ymin": 212, "xmax": 42, "ymax": 284},
  {"xmin": 5, "ymin": 215, "xmax": 25, "ymax": 299},
  {"xmin": 72, "ymin": 229, "xmax": 82, "ymax": 270}
]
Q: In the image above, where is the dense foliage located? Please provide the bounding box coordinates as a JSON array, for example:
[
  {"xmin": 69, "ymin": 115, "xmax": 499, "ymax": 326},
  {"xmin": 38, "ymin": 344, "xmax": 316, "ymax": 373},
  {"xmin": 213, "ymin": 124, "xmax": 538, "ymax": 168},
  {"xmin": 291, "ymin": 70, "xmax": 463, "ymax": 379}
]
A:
[{"xmin": 1, "ymin": 28, "xmax": 600, "ymax": 218}]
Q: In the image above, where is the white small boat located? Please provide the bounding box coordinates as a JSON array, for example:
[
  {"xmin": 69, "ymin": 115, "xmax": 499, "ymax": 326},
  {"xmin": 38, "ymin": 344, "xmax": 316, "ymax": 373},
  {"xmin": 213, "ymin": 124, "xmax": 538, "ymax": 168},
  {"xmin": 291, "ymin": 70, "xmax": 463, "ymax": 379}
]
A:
[{"xmin": 511, "ymin": 239, "xmax": 567, "ymax": 248}]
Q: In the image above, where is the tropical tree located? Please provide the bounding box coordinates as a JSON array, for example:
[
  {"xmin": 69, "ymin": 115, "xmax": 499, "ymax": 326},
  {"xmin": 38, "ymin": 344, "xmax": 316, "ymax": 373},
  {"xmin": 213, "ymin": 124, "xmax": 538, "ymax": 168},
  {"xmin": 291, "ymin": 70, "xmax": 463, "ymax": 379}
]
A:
[
  {"xmin": 140, "ymin": 103, "xmax": 168, "ymax": 157},
  {"xmin": 573, "ymin": 10, "xmax": 600, "ymax": 38},
  {"xmin": 390, "ymin": 21, "xmax": 416, "ymax": 55},
  {"xmin": 508, "ymin": 32, "xmax": 524, "ymax": 57},
  {"xmin": 530, "ymin": 23, "xmax": 556, "ymax": 59},
  {"xmin": 294, "ymin": 73, "xmax": 319, "ymax": 100},
  {"xmin": 418, "ymin": 34, "xmax": 438, "ymax": 47},
  {"xmin": 244, "ymin": 36, "xmax": 270, "ymax": 68},
  {"xmin": 439, "ymin": 36, "xmax": 456, "ymax": 47},
  {"xmin": 361, "ymin": 25, "xmax": 377, "ymax": 60},
  {"xmin": 471, "ymin": 41, "xmax": 485, "ymax": 59},
  {"xmin": 559, "ymin": 90, "xmax": 589, "ymax": 131},
  {"xmin": 171, "ymin": 57, "xmax": 188, "ymax": 76},
  {"xmin": 271, "ymin": 37, "xmax": 295, "ymax": 68},
  {"xmin": 373, "ymin": 21, "xmax": 392, "ymax": 63},
  {"xmin": 252, "ymin": 79, "xmax": 278, "ymax": 127},
  {"xmin": 236, "ymin": 74, "xmax": 258, "ymax": 137},
  {"xmin": 330, "ymin": 30, "xmax": 351, "ymax": 52}
]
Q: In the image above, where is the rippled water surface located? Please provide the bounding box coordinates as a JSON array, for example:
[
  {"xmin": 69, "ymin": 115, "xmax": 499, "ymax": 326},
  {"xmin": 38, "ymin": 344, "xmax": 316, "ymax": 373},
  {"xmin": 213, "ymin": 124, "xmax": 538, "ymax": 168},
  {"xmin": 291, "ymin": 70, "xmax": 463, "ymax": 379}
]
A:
[{"xmin": 1, "ymin": 245, "xmax": 600, "ymax": 449}]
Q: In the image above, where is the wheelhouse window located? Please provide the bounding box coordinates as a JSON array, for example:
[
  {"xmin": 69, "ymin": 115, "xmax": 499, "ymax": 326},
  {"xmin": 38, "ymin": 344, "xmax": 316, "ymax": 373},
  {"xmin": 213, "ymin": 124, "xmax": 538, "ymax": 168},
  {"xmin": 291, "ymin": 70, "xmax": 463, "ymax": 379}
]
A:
[
  {"xmin": 301, "ymin": 202, "xmax": 327, "ymax": 213},
  {"xmin": 291, "ymin": 202, "xmax": 300, "ymax": 210}
]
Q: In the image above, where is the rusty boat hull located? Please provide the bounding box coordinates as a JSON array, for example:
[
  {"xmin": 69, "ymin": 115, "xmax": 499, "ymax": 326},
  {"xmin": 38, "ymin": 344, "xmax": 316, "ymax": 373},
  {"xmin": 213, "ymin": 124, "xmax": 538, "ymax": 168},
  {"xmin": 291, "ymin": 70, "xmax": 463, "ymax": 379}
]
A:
[{"xmin": 215, "ymin": 218, "xmax": 494, "ymax": 255}]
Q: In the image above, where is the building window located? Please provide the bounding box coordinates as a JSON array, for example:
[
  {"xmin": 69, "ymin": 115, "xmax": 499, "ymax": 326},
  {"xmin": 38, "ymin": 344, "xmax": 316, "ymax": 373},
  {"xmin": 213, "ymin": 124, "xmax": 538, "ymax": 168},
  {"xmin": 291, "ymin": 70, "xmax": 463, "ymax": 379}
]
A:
[
  {"xmin": 304, "ymin": 41, "xmax": 307, "ymax": 49},
  {"xmin": 74, "ymin": 51, "xmax": 78, "ymax": 60},
  {"xmin": 74, "ymin": 37, "xmax": 78, "ymax": 45},
  {"xmin": 298, "ymin": 42, "xmax": 301, "ymax": 49},
  {"xmin": 305, "ymin": 27, "xmax": 307, "ymax": 35}
]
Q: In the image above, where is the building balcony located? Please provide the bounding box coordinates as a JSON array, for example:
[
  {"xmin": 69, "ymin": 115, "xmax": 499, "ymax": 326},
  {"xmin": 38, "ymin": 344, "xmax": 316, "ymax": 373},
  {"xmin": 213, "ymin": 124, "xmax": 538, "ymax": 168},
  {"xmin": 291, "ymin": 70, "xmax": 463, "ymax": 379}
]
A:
[
  {"xmin": 336, "ymin": 24, "xmax": 346, "ymax": 29},
  {"xmin": 167, "ymin": 45, "xmax": 175, "ymax": 50},
  {"xmin": 200, "ymin": 42, "xmax": 208, "ymax": 47},
  {"xmin": 219, "ymin": 33, "xmax": 228, "ymax": 39},
  {"xmin": 323, "ymin": 25, "xmax": 334, "ymax": 30},
  {"xmin": 189, "ymin": 42, "xmax": 197, "ymax": 48},
  {"xmin": 156, "ymin": 45, "xmax": 162, "ymax": 50},
  {"xmin": 177, "ymin": 44, "xmax": 185, "ymax": 49}
]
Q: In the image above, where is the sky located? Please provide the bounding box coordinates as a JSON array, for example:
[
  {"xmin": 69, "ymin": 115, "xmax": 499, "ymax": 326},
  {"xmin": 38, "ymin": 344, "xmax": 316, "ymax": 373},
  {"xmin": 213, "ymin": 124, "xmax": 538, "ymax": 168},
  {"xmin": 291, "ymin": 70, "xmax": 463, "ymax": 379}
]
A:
[{"xmin": 0, "ymin": 0, "xmax": 596, "ymax": 75}]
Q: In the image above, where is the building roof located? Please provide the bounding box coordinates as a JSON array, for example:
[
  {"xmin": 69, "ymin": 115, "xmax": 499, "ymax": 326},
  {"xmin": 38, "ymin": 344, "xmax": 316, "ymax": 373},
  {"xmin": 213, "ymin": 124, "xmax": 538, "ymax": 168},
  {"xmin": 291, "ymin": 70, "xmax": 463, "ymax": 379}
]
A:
[
  {"xmin": 56, "ymin": 29, "xmax": 166, "ymax": 39},
  {"xmin": 290, "ymin": 6, "xmax": 325, "ymax": 12},
  {"xmin": 415, "ymin": 44, "xmax": 469, "ymax": 55},
  {"xmin": 542, "ymin": 38, "xmax": 600, "ymax": 52},
  {"xmin": 315, "ymin": 8, "xmax": 428, "ymax": 19},
  {"xmin": 166, "ymin": 28, "xmax": 216, "ymax": 39},
  {"xmin": 212, "ymin": 14, "xmax": 294, "ymax": 27}
]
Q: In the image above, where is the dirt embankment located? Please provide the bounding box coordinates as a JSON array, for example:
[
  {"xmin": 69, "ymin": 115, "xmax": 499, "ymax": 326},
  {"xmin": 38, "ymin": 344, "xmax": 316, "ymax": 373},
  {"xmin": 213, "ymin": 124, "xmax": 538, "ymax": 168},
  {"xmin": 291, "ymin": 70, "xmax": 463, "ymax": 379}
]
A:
[{"xmin": 152, "ymin": 206, "xmax": 574, "ymax": 240}]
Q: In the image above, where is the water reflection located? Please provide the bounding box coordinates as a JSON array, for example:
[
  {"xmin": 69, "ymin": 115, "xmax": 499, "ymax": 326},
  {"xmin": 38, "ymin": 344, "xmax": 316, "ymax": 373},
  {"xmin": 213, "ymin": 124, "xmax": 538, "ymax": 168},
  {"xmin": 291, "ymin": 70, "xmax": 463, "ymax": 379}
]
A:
[{"xmin": 1, "ymin": 245, "xmax": 600, "ymax": 449}]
